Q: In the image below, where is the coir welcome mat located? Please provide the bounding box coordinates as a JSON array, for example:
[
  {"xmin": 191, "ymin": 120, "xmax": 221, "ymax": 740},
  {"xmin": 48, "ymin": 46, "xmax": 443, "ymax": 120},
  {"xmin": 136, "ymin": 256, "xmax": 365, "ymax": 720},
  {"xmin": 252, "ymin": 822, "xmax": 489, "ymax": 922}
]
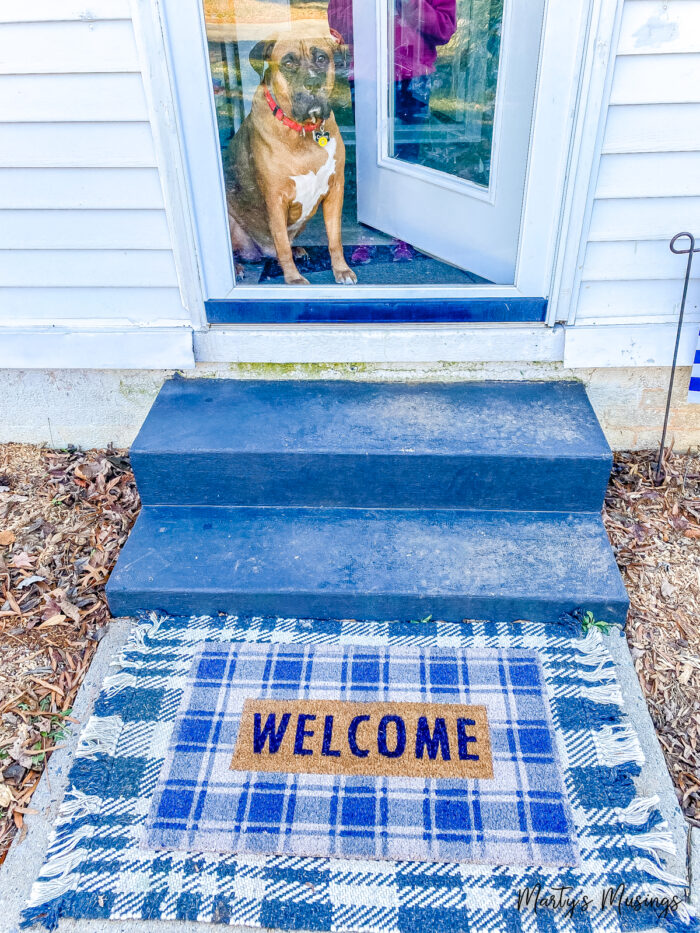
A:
[
  {"xmin": 145, "ymin": 642, "xmax": 575, "ymax": 866},
  {"xmin": 21, "ymin": 615, "xmax": 689, "ymax": 932}
]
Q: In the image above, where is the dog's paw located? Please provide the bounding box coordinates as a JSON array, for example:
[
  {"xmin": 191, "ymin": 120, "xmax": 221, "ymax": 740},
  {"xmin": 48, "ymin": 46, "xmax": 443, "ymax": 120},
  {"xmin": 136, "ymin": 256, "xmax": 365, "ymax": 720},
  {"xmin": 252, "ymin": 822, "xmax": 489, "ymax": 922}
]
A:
[
  {"xmin": 285, "ymin": 274, "xmax": 311, "ymax": 285},
  {"xmin": 333, "ymin": 264, "xmax": 358, "ymax": 285}
]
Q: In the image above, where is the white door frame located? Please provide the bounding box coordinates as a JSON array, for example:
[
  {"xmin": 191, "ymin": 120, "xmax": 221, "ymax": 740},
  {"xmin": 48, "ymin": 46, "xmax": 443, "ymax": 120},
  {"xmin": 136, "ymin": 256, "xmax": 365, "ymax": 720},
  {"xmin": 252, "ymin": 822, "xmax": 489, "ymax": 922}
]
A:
[{"xmin": 145, "ymin": 0, "xmax": 607, "ymax": 307}]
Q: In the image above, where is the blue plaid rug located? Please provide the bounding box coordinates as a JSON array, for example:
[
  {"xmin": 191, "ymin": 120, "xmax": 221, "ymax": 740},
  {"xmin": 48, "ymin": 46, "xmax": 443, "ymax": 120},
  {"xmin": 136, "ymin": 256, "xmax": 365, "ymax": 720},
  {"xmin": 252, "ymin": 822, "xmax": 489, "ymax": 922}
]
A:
[
  {"xmin": 145, "ymin": 642, "xmax": 576, "ymax": 866},
  {"xmin": 21, "ymin": 615, "xmax": 691, "ymax": 932}
]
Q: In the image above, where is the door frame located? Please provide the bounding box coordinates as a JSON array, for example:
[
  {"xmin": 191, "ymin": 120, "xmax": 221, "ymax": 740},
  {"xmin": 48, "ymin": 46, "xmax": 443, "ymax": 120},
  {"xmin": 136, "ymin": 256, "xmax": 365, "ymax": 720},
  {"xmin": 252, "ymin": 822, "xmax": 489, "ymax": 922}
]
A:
[{"xmin": 143, "ymin": 0, "xmax": 603, "ymax": 319}]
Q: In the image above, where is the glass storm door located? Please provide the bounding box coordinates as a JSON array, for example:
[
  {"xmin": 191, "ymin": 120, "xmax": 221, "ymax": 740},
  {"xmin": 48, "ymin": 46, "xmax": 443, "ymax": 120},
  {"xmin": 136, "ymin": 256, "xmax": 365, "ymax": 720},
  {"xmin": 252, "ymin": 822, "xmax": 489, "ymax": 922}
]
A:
[{"xmin": 353, "ymin": 0, "xmax": 545, "ymax": 283}]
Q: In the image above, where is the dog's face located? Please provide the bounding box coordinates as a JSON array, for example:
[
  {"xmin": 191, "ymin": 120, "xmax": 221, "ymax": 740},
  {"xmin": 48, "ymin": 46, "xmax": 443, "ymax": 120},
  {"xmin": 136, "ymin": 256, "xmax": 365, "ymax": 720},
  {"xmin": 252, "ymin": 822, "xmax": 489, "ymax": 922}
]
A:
[{"xmin": 251, "ymin": 33, "xmax": 337, "ymax": 123}]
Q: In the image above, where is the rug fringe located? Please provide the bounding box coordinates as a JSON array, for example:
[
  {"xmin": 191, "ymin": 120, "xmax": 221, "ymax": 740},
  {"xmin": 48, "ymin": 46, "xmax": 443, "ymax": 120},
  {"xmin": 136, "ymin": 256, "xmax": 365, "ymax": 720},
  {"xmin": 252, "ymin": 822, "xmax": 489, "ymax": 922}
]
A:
[
  {"xmin": 109, "ymin": 643, "xmax": 144, "ymax": 670},
  {"xmin": 625, "ymin": 822, "xmax": 677, "ymax": 865},
  {"xmin": 575, "ymin": 629, "xmax": 607, "ymax": 658},
  {"xmin": 73, "ymin": 715, "xmax": 122, "ymax": 760},
  {"xmin": 109, "ymin": 613, "xmax": 164, "ymax": 670},
  {"xmin": 125, "ymin": 626, "xmax": 153, "ymax": 653},
  {"xmin": 48, "ymin": 823, "xmax": 92, "ymax": 858},
  {"xmin": 26, "ymin": 848, "xmax": 90, "ymax": 909},
  {"xmin": 635, "ymin": 858, "xmax": 689, "ymax": 887},
  {"xmin": 19, "ymin": 903, "xmax": 60, "ymax": 931},
  {"xmin": 146, "ymin": 611, "xmax": 166, "ymax": 636},
  {"xmin": 616, "ymin": 794, "xmax": 661, "ymax": 825},
  {"xmin": 593, "ymin": 724, "xmax": 645, "ymax": 767},
  {"xmin": 102, "ymin": 669, "xmax": 138, "ymax": 696},
  {"xmin": 57, "ymin": 788, "xmax": 102, "ymax": 821},
  {"xmin": 575, "ymin": 662, "xmax": 617, "ymax": 683},
  {"xmin": 26, "ymin": 824, "xmax": 93, "ymax": 907},
  {"xmin": 581, "ymin": 682, "xmax": 623, "ymax": 704},
  {"xmin": 574, "ymin": 631, "xmax": 619, "ymax": 682}
]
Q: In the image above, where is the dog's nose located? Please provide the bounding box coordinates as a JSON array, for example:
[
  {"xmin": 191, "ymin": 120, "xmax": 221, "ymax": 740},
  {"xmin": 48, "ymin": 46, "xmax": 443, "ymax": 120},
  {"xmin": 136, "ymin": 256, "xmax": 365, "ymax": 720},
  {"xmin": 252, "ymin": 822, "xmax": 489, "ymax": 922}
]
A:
[{"xmin": 305, "ymin": 71, "xmax": 324, "ymax": 92}]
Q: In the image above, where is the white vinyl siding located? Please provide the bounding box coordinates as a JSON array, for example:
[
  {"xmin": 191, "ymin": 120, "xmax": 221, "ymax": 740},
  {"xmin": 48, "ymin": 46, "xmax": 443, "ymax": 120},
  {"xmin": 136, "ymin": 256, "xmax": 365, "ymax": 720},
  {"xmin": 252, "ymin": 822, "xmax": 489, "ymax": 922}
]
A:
[
  {"xmin": 576, "ymin": 0, "xmax": 700, "ymax": 328},
  {"xmin": 1, "ymin": 0, "xmax": 699, "ymax": 372},
  {"xmin": 0, "ymin": 1, "xmax": 192, "ymax": 367}
]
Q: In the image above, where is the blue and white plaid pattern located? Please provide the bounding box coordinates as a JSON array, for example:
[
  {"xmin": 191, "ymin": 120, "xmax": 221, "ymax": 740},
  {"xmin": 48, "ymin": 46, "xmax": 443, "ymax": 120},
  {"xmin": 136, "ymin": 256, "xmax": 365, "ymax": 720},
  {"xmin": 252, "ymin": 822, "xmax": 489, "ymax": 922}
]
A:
[
  {"xmin": 21, "ymin": 616, "xmax": 689, "ymax": 933},
  {"xmin": 689, "ymin": 328, "xmax": 700, "ymax": 401},
  {"xmin": 146, "ymin": 643, "xmax": 576, "ymax": 865}
]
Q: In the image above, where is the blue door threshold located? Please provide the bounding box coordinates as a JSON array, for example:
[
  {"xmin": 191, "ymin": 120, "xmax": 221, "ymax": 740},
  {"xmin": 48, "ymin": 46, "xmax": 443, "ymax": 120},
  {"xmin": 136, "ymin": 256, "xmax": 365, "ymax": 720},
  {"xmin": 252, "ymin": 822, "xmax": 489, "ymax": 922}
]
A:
[{"xmin": 204, "ymin": 297, "xmax": 547, "ymax": 324}]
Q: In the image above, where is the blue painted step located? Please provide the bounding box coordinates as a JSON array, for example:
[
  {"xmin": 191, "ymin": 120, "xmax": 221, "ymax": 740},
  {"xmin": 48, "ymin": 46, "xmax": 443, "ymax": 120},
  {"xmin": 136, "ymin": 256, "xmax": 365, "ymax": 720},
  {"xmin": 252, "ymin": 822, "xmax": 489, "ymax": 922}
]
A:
[
  {"xmin": 106, "ymin": 506, "xmax": 629, "ymax": 624},
  {"xmin": 130, "ymin": 379, "xmax": 612, "ymax": 511}
]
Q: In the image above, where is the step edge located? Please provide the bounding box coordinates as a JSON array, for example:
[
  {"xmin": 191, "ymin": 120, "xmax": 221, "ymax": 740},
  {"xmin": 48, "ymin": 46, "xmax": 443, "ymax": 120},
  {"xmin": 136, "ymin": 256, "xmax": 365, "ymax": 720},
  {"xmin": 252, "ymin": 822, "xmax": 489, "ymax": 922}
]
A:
[
  {"xmin": 121, "ymin": 504, "xmax": 613, "ymax": 518},
  {"xmin": 106, "ymin": 583, "xmax": 630, "ymax": 602},
  {"xmin": 130, "ymin": 448, "xmax": 613, "ymax": 461}
]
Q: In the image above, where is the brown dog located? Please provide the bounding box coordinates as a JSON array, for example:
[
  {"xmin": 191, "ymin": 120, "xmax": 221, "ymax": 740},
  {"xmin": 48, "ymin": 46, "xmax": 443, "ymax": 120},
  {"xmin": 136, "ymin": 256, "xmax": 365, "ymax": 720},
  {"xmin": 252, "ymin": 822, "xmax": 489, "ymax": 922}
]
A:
[{"xmin": 224, "ymin": 25, "xmax": 357, "ymax": 286}]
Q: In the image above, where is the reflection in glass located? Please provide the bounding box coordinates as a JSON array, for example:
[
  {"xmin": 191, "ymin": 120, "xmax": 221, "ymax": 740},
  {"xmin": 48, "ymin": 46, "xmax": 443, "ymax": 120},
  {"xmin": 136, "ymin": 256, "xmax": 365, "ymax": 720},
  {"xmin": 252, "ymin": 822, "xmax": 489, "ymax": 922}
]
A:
[
  {"xmin": 389, "ymin": 0, "xmax": 502, "ymax": 187},
  {"xmin": 204, "ymin": 0, "xmax": 494, "ymax": 285}
]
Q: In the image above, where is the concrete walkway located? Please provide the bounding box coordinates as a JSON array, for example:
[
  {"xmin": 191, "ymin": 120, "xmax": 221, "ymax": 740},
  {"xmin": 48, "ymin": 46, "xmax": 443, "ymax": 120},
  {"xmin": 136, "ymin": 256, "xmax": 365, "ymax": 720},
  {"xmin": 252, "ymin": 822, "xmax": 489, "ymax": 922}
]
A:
[{"xmin": 0, "ymin": 621, "xmax": 693, "ymax": 933}]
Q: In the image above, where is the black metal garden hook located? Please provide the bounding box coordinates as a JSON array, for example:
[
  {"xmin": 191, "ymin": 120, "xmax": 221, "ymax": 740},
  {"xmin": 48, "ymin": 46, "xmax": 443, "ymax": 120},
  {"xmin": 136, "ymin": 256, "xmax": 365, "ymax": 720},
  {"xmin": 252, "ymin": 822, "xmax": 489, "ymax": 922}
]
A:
[{"xmin": 654, "ymin": 232, "xmax": 700, "ymax": 483}]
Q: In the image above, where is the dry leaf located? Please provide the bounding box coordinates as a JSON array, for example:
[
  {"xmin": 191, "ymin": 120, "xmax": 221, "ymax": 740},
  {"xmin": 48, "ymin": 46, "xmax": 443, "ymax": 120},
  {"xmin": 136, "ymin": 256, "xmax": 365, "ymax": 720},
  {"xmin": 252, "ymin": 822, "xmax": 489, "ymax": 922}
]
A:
[
  {"xmin": 40, "ymin": 614, "xmax": 67, "ymax": 628},
  {"xmin": 10, "ymin": 552, "xmax": 34, "ymax": 570},
  {"xmin": 16, "ymin": 575, "xmax": 44, "ymax": 590},
  {"xmin": 59, "ymin": 599, "xmax": 81, "ymax": 624},
  {"xmin": 28, "ymin": 676, "xmax": 64, "ymax": 697},
  {"xmin": 4, "ymin": 590, "xmax": 21, "ymax": 615},
  {"xmin": 0, "ymin": 531, "xmax": 15, "ymax": 547}
]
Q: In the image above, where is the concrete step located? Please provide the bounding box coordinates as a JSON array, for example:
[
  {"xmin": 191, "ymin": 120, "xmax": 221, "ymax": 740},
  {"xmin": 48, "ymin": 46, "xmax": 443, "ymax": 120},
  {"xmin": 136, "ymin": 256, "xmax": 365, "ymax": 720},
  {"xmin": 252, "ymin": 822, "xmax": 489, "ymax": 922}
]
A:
[
  {"xmin": 130, "ymin": 379, "xmax": 612, "ymax": 511},
  {"xmin": 106, "ymin": 506, "xmax": 629, "ymax": 624}
]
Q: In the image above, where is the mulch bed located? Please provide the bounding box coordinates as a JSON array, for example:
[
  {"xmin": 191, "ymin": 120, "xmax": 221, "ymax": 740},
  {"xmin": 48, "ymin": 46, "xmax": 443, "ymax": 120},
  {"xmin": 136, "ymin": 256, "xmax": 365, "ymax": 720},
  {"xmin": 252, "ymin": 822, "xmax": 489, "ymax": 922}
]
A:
[
  {"xmin": 0, "ymin": 445, "xmax": 139, "ymax": 862},
  {"xmin": 0, "ymin": 444, "xmax": 698, "ymax": 863},
  {"xmin": 603, "ymin": 448, "xmax": 700, "ymax": 828}
]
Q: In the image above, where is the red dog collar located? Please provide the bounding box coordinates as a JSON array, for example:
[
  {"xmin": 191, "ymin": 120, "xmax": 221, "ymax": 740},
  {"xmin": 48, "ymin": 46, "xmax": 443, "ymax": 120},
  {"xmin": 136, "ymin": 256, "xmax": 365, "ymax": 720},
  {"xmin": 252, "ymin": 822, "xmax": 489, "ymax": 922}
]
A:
[{"xmin": 264, "ymin": 86, "xmax": 323, "ymax": 133}]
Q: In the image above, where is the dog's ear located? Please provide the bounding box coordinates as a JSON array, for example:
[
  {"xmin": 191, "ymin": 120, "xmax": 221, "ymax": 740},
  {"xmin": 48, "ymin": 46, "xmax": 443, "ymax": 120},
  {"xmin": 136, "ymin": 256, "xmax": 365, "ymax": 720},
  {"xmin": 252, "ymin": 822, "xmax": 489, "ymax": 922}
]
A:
[
  {"xmin": 327, "ymin": 31, "xmax": 345, "ymax": 72},
  {"xmin": 249, "ymin": 39, "xmax": 274, "ymax": 79}
]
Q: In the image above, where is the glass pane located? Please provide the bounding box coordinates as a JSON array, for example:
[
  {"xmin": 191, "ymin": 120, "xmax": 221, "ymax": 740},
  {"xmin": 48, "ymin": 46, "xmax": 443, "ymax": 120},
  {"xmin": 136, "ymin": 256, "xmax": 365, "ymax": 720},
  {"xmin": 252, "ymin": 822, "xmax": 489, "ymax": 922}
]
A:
[
  {"xmin": 203, "ymin": 0, "xmax": 494, "ymax": 286},
  {"xmin": 389, "ymin": 0, "xmax": 503, "ymax": 187}
]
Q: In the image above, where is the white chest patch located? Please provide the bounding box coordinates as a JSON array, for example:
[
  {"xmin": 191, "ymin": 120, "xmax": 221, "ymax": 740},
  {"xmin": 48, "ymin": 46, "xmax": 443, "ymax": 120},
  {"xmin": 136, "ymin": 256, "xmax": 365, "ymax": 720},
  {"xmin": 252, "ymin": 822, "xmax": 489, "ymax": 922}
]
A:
[{"xmin": 289, "ymin": 137, "xmax": 337, "ymax": 232}]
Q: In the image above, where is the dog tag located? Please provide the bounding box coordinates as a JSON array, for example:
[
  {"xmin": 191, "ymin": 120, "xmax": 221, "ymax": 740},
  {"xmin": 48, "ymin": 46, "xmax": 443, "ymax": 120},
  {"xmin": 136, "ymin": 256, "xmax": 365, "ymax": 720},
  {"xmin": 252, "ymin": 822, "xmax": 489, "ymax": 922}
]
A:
[{"xmin": 313, "ymin": 130, "xmax": 330, "ymax": 147}]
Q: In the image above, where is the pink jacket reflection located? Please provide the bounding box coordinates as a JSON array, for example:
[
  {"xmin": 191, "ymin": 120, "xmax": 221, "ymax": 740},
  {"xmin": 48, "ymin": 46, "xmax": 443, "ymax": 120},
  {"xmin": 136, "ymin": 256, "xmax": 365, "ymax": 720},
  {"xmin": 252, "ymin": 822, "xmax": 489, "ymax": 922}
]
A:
[{"xmin": 327, "ymin": 0, "xmax": 456, "ymax": 79}]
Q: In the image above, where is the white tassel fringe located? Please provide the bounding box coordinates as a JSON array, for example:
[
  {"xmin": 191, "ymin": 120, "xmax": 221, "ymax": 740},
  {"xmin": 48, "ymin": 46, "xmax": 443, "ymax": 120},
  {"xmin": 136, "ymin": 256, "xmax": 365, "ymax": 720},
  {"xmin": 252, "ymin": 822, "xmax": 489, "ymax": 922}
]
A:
[
  {"xmin": 27, "ymin": 824, "xmax": 93, "ymax": 906},
  {"xmin": 593, "ymin": 724, "xmax": 645, "ymax": 767},
  {"xmin": 102, "ymin": 669, "xmax": 138, "ymax": 695},
  {"xmin": 575, "ymin": 662, "xmax": 617, "ymax": 683},
  {"xmin": 616, "ymin": 794, "xmax": 660, "ymax": 826},
  {"xmin": 638, "ymin": 884, "xmax": 694, "ymax": 926},
  {"xmin": 27, "ymin": 848, "xmax": 90, "ymax": 906},
  {"xmin": 575, "ymin": 630, "xmax": 606, "ymax": 657},
  {"xmin": 74, "ymin": 715, "xmax": 122, "ymax": 760},
  {"xmin": 635, "ymin": 858, "xmax": 688, "ymax": 887},
  {"xmin": 108, "ymin": 613, "xmax": 164, "ymax": 673},
  {"xmin": 581, "ymin": 682, "xmax": 623, "ymax": 705},
  {"xmin": 625, "ymin": 822, "xmax": 676, "ymax": 865},
  {"xmin": 58, "ymin": 788, "xmax": 102, "ymax": 822}
]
